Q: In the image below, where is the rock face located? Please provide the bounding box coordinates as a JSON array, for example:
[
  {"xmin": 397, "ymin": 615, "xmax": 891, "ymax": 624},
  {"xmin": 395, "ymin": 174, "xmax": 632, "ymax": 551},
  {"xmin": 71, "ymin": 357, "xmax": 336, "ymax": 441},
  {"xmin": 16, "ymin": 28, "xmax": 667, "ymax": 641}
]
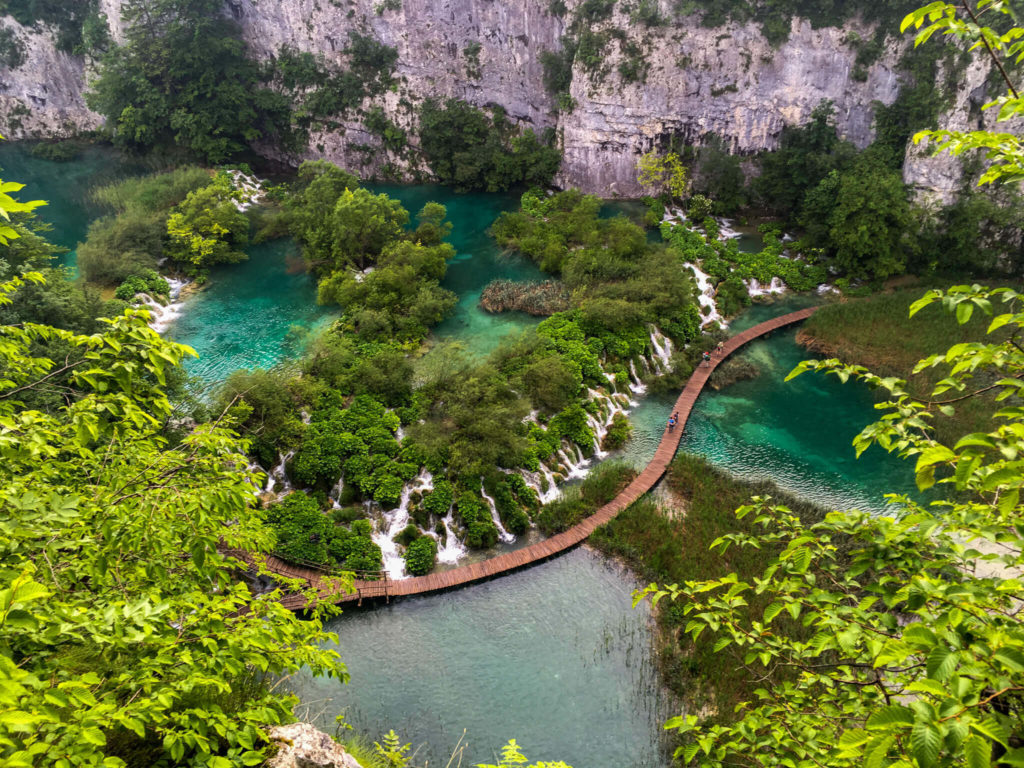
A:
[
  {"xmin": 0, "ymin": 0, "xmax": 1001, "ymax": 199},
  {"xmin": 265, "ymin": 723, "xmax": 363, "ymax": 768},
  {"xmin": 0, "ymin": 17, "xmax": 102, "ymax": 138}
]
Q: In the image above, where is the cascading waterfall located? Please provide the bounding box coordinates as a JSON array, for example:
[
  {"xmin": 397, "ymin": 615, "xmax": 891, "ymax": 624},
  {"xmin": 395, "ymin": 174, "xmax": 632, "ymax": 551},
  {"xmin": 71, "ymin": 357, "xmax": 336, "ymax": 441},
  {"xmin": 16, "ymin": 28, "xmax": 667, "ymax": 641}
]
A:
[
  {"xmin": 714, "ymin": 216, "xmax": 741, "ymax": 241},
  {"xmin": 649, "ymin": 327, "xmax": 673, "ymax": 370},
  {"xmin": 684, "ymin": 262, "xmax": 727, "ymax": 329},
  {"xmin": 140, "ymin": 277, "xmax": 190, "ymax": 335},
  {"xmin": 436, "ymin": 508, "xmax": 469, "ymax": 564},
  {"xmin": 372, "ymin": 470, "xmax": 434, "ymax": 580},
  {"xmin": 264, "ymin": 450, "xmax": 295, "ymax": 495},
  {"xmin": 479, "ymin": 482, "xmax": 516, "ymax": 543},
  {"xmin": 627, "ymin": 360, "xmax": 647, "ymax": 394},
  {"xmin": 745, "ymin": 277, "xmax": 787, "ymax": 297}
]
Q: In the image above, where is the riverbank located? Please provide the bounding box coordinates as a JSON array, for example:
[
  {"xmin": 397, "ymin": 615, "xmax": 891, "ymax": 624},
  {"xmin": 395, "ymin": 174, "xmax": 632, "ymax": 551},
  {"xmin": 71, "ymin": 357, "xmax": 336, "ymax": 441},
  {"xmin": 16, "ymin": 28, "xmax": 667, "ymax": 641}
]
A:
[
  {"xmin": 797, "ymin": 287, "xmax": 1008, "ymax": 444},
  {"xmin": 590, "ymin": 453, "xmax": 829, "ymax": 726}
]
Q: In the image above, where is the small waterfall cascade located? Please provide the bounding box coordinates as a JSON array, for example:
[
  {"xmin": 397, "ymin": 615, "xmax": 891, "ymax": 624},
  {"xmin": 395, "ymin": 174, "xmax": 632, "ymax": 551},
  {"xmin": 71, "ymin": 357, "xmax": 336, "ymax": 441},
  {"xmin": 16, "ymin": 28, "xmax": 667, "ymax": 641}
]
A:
[
  {"xmin": 649, "ymin": 327, "xmax": 673, "ymax": 370},
  {"xmin": 372, "ymin": 470, "xmax": 434, "ymax": 580},
  {"xmin": 329, "ymin": 476, "xmax": 345, "ymax": 508},
  {"xmin": 480, "ymin": 482, "xmax": 516, "ymax": 543},
  {"xmin": 684, "ymin": 262, "xmax": 726, "ymax": 329},
  {"xmin": 627, "ymin": 360, "xmax": 647, "ymax": 394},
  {"xmin": 436, "ymin": 507, "xmax": 469, "ymax": 564},
  {"xmin": 264, "ymin": 450, "xmax": 295, "ymax": 495},
  {"xmin": 746, "ymin": 277, "xmax": 787, "ymax": 297},
  {"xmin": 227, "ymin": 169, "xmax": 267, "ymax": 211},
  {"xmin": 555, "ymin": 442, "xmax": 591, "ymax": 481},
  {"xmin": 714, "ymin": 217, "xmax": 741, "ymax": 241},
  {"xmin": 139, "ymin": 276, "xmax": 190, "ymax": 335}
]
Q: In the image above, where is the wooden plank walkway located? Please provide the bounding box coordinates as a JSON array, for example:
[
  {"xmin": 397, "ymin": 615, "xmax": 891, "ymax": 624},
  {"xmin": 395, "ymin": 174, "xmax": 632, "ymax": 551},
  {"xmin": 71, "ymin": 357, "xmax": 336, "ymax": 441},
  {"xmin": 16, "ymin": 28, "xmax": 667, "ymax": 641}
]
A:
[{"xmin": 254, "ymin": 307, "xmax": 817, "ymax": 610}]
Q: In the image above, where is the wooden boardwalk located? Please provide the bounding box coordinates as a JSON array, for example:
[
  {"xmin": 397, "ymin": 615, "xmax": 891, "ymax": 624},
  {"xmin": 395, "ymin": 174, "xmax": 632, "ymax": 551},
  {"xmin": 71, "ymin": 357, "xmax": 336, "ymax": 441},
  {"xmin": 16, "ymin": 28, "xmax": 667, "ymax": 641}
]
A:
[{"xmin": 257, "ymin": 307, "xmax": 817, "ymax": 610}]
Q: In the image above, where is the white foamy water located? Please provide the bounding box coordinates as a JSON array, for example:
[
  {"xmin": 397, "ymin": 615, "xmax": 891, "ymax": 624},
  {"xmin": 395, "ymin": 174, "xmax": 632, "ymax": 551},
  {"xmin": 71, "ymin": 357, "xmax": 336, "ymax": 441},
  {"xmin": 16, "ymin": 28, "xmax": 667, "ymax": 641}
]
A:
[
  {"xmin": 685, "ymin": 261, "xmax": 727, "ymax": 329},
  {"xmin": 436, "ymin": 507, "xmax": 469, "ymax": 564},
  {"xmin": 480, "ymin": 482, "xmax": 516, "ymax": 544},
  {"xmin": 264, "ymin": 450, "xmax": 295, "ymax": 495},
  {"xmin": 372, "ymin": 470, "xmax": 434, "ymax": 580},
  {"xmin": 746, "ymin": 277, "xmax": 787, "ymax": 297},
  {"xmin": 649, "ymin": 326, "xmax": 673, "ymax": 371},
  {"xmin": 140, "ymin": 277, "xmax": 190, "ymax": 335}
]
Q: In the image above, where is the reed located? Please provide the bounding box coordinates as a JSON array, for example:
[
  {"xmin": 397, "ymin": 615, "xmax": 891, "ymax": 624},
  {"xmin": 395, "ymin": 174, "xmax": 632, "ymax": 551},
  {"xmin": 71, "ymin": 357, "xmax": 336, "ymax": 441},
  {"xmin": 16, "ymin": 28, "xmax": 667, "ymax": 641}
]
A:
[{"xmin": 478, "ymin": 279, "xmax": 570, "ymax": 316}]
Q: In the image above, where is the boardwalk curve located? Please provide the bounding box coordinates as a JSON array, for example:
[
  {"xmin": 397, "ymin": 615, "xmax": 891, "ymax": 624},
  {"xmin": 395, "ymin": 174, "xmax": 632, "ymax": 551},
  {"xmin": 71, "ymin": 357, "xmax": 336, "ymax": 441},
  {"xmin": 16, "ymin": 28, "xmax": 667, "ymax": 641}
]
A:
[{"xmin": 265, "ymin": 307, "xmax": 817, "ymax": 610}]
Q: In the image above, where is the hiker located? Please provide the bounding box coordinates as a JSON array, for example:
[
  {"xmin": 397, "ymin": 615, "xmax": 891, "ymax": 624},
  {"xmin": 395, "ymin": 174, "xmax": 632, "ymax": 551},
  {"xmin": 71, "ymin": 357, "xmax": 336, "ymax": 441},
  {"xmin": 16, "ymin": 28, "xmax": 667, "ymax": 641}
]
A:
[
  {"xmin": 667, "ymin": 415, "xmax": 677, "ymax": 432},
  {"xmin": 702, "ymin": 351, "xmax": 711, "ymax": 366},
  {"xmin": 716, "ymin": 341, "xmax": 724, "ymax": 355}
]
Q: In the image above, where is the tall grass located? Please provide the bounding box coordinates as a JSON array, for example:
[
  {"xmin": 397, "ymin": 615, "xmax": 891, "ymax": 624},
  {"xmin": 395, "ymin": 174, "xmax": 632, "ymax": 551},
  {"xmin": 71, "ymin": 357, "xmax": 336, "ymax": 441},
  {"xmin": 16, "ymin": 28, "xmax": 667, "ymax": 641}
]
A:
[
  {"xmin": 590, "ymin": 454, "xmax": 828, "ymax": 722},
  {"xmin": 800, "ymin": 288, "xmax": 1013, "ymax": 444},
  {"xmin": 536, "ymin": 461, "xmax": 635, "ymax": 534}
]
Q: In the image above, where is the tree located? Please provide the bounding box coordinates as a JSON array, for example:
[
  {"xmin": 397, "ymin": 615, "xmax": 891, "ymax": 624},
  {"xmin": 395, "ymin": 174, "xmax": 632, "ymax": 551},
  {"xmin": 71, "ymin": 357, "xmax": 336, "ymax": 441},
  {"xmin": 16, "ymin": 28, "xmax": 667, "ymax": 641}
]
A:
[
  {"xmin": 327, "ymin": 188, "xmax": 409, "ymax": 272},
  {"xmin": 800, "ymin": 152, "xmax": 913, "ymax": 280},
  {"xmin": 86, "ymin": 0, "xmax": 293, "ymax": 162},
  {"xmin": 0, "ymin": 274, "xmax": 346, "ymax": 767},
  {"xmin": 165, "ymin": 174, "xmax": 250, "ymax": 270},
  {"xmin": 636, "ymin": 150, "xmax": 688, "ymax": 204}
]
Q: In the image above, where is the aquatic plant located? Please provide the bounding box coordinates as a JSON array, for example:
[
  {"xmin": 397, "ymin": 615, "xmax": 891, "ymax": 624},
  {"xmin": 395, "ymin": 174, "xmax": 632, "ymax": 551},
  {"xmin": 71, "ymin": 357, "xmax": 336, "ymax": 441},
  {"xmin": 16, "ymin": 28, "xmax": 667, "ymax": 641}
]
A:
[{"xmin": 479, "ymin": 279, "xmax": 571, "ymax": 316}]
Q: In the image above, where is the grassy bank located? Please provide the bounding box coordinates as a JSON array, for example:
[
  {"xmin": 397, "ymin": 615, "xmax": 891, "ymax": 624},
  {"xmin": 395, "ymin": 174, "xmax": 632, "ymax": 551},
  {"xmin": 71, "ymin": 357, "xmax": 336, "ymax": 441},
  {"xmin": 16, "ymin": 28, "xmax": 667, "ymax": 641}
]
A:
[
  {"xmin": 590, "ymin": 454, "xmax": 828, "ymax": 722},
  {"xmin": 799, "ymin": 288, "xmax": 1008, "ymax": 443}
]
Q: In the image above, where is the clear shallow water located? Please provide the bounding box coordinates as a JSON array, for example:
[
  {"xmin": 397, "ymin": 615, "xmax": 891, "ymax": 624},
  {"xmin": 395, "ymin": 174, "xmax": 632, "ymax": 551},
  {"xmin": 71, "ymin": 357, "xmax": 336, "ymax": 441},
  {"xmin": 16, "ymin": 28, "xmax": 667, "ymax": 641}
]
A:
[
  {"xmin": 286, "ymin": 548, "xmax": 672, "ymax": 768},
  {"xmin": 165, "ymin": 239, "xmax": 334, "ymax": 384},
  {"xmin": 0, "ymin": 143, "xmax": 152, "ymax": 271}
]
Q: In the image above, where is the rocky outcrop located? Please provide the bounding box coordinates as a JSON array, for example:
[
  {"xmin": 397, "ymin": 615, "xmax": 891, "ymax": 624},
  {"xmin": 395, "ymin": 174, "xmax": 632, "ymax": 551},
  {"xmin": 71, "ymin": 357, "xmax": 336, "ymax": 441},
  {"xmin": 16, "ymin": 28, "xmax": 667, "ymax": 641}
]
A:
[
  {"xmin": 0, "ymin": 0, "xmax": 1002, "ymax": 199},
  {"xmin": 0, "ymin": 17, "xmax": 102, "ymax": 138},
  {"xmin": 265, "ymin": 723, "xmax": 363, "ymax": 768}
]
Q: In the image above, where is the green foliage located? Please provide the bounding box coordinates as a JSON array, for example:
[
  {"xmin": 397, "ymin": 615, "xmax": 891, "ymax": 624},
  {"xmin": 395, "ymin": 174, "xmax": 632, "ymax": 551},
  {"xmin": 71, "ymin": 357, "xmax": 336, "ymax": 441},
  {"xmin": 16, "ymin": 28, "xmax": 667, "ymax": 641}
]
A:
[
  {"xmin": 87, "ymin": 0, "xmax": 293, "ymax": 161},
  {"xmin": 418, "ymin": 99, "xmax": 561, "ymax": 192},
  {"xmin": 636, "ymin": 151, "xmax": 688, "ymax": 202},
  {"xmin": 647, "ymin": 283, "xmax": 1024, "ymax": 767},
  {"xmin": 902, "ymin": 0, "xmax": 1024, "ymax": 185},
  {"xmin": 0, "ymin": 27, "xmax": 26, "ymax": 69},
  {"xmin": 264, "ymin": 490, "xmax": 335, "ymax": 565},
  {"xmin": 800, "ymin": 151, "xmax": 913, "ymax": 280},
  {"xmin": 540, "ymin": 42, "xmax": 576, "ymax": 106},
  {"xmin": 601, "ymin": 411, "xmax": 631, "ymax": 450},
  {"xmin": 2, "ymin": 0, "xmax": 100, "ymax": 53},
  {"xmin": 165, "ymin": 173, "xmax": 250, "ymax": 270},
  {"xmin": 455, "ymin": 491, "xmax": 499, "ymax": 548},
  {"xmin": 536, "ymin": 461, "xmax": 634, "ymax": 533},
  {"xmin": 476, "ymin": 739, "xmax": 572, "ymax": 768},
  {"xmin": 78, "ymin": 168, "xmax": 213, "ymax": 285},
  {"xmin": 374, "ymin": 730, "xmax": 412, "ymax": 768},
  {"xmin": 28, "ymin": 140, "xmax": 82, "ymax": 162},
  {"xmin": 217, "ymin": 367, "xmax": 305, "ymax": 466},
  {"xmin": 422, "ymin": 480, "xmax": 454, "ymax": 517},
  {"xmin": 0, "ymin": 273, "xmax": 345, "ymax": 767},
  {"xmin": 113, "ymin": 269, "xmax": 170, "ymax": 301},
  {"xmin": 308, "ymin": 186, "xmax": 409, "ymax": 272},
  {"xmin": 403, "ymin": 535, "xmax": 437, "ymax": 575}
]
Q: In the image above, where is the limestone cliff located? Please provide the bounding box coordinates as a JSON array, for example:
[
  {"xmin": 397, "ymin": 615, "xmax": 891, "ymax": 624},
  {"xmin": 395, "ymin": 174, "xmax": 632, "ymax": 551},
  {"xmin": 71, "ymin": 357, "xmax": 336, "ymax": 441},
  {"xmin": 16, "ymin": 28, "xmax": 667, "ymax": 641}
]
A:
[{"xmin": 0, "ymin": 0, "xmax": 998, "ymax": 200}]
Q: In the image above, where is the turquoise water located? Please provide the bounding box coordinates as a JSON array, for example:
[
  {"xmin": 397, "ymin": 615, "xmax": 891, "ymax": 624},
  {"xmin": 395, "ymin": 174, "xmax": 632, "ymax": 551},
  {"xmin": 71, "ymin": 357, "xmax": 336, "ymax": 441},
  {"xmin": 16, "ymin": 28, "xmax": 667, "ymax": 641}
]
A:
[
  {"xmin": 0, "ymin": 143, "xmax": 152, "ymax": 270},
  {"xmin": 369, "ymin": 184, "xmax": 547, "ymax": 358},
  {"xmin": 166, "ymin": 239, "xmax": 334, "ymax": 383},
  {"xmin": 615, "ymin": 297, "xmax": 918, "ymax": 514},
  {"xmin": 285, "ymin": 548, "xmax": 672, "ymax": 768}
]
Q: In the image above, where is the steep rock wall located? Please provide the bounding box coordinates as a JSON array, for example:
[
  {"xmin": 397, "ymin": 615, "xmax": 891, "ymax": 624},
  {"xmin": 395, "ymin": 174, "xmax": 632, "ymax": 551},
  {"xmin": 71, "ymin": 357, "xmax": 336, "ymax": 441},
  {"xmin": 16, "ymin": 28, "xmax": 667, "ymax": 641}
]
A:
[
  {"xmin": 0, "ymin": 1, "xmax": 994, "ymax": 200},
  {"xmin": 0, "ymin": 17, "xmax": 102, "ymax": 138}
]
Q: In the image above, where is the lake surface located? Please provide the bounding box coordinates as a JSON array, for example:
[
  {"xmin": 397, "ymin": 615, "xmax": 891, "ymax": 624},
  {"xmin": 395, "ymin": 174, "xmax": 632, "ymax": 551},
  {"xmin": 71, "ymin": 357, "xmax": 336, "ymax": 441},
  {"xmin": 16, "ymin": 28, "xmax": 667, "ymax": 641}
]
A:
[
  {"xmin": 0, "ymin": 142, "xmax": 153, "ymax": 272},
  {"xmin": 286, "ymin": 547, "xmax": 672, "ymax": 768}
]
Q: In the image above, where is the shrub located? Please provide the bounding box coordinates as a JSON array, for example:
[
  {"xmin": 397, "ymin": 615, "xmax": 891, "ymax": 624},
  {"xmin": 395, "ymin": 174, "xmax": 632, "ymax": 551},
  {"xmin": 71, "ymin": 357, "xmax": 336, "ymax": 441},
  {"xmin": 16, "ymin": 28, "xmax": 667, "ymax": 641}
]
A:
[{"xmin": 403, "ymin": 536, "xmax": 438, "ymax": 575}]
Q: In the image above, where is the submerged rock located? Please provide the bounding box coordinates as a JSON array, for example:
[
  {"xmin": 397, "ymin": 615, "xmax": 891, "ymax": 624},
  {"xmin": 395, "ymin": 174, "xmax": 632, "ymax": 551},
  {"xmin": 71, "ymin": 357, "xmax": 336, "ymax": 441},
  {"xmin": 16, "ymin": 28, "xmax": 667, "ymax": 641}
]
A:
[{"xmin": 266, "ymin": 723, "xmax": 363, "ymax": 768}]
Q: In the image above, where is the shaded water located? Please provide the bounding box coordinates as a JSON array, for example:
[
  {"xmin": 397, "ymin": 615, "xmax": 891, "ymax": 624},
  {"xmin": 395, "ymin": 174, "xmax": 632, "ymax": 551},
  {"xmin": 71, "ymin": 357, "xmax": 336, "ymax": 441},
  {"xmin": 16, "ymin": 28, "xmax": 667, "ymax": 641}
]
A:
[
  {"xmin": 0, "ymin": 143, "xmax": 152, "ymax": 271},
  {"xmin": 286, "ymin": 548, "xmax": 672, "ymax": 768}
]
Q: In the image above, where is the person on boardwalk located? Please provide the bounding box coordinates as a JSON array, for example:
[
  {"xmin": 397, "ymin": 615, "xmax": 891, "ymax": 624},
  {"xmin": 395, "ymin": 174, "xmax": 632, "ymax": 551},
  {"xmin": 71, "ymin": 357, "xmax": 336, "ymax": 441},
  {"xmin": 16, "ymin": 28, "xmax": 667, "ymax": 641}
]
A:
[
  {"xmin": 702, "ymin": 350, "xmax": 711, "ymax": 366},
  {"xmin": 716, "ymin": 341, "xmax": 724, "ymax": 355},
  {"xmin": 667, "ymin": 414, "xmax": 677, "ymax": 432}
]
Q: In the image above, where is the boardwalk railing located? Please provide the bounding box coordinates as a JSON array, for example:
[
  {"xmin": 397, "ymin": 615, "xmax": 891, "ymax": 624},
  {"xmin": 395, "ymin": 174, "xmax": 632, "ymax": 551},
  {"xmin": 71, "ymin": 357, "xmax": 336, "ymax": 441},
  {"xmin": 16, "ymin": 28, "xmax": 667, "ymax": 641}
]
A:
[{"xmin": 260, "ymin": 307, "xmax": 818, "ymax": 610}]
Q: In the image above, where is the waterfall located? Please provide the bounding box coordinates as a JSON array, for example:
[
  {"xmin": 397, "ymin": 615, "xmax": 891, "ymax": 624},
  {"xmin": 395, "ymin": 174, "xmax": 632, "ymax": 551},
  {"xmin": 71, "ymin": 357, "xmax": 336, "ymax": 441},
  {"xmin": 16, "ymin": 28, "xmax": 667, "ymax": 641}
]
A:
[
  {"xmin": 627, "ymin": 360, "xmax": 647, "ymax": 394},
  {"xmin": 436, "ymin": 508, "xmax": 468, "ymax": 564},
  {"xmin": 715, "ymin": 217, "xmax": 741, "ymax": 241},
  {"xmin": 586, "ymin": 412, "xmax": 609, "ymax": 459},
  {"xmin": 649, "ymin": 327, "xmax": 673, "ymax": 370},
  {"xmin": 479, "ymin": 482, "xmax": 516, "ymax": 543},
  {"xmin": 557, "ymin": 443, "xmax": 591, "ymax": 480},
  {"xmin": 264, "ymin": 450, "xmax": 295, "ymax": 495},
  {"xmin": 329, "ymin": 476, "xmax": 344, "ymax": 508},
  {"xmin": 745, "ymin": 277, "xmax": 787, "ymax": 297},
  {"xmin": 371, "ymin": 470, "xmax": 434, "ymax": 580},
  {"xmin": 684, "ymin": 262, "xmax": 727, "ymax": 329},
  {"xmin": 139, "ymin": 276, "xmax": 190, "ymax": 335},
  {"xmin": 227, "ymin": 169, "xmax": 267, "ymax": 211}
]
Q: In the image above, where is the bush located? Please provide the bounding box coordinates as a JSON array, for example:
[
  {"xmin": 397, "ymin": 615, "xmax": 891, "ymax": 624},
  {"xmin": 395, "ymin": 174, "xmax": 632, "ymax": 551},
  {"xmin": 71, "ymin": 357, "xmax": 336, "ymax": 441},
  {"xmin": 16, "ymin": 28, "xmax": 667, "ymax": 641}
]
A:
[
  {"xmin": 113, "ymin": 270, "xmax": 170, "ymax": 302},
  {"xmin": 537, "ymin": 461, "xmax": 635, "ymax": 533},
  {"xmin": 403, "ymin": 536, "xmax": 438, "ymax": 575},
  {"xmin": 601, "ymin": 412, "xmax": 632, "ymax": 450}
]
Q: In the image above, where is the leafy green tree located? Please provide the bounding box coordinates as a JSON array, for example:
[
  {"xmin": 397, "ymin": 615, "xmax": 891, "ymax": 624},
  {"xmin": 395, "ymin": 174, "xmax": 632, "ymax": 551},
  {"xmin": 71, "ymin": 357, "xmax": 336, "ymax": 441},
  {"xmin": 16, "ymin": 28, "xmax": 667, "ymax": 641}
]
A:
[
  {"xmin": 86, "ymin": 0, "xmax": 293, "ymax": 161},
  {"xmin": 165, "ymin": 174, "xmax": 250, "ymax": 270},
  {"xmin": 800, "ymin": 152, "xmax": 913, "ymax": 280},
  {"xmin": 325, "ymin": 188, "xmax": 409, "ymax": 272},
  {"xmin": 476, "ymin": 740, "xmax": 572, "ymax": 768},
  {"xmin": 403, "ymin": 535, "xmax": 438, "ymax": 575},
  {"xmin": 636, "ymin": 150, "xmax": 688, "ymax": 204},
  {"xmin": 0, "ymin": 275, "xmax": 345, "ymax": 767}
]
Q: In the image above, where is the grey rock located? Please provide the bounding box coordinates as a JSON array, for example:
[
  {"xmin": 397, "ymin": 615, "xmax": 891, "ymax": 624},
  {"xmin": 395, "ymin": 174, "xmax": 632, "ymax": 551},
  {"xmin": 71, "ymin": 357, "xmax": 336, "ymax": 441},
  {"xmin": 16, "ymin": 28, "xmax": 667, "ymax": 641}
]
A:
[{"xmin": 265, "ymin": 722, "xmax": 363, "ymax": 768}]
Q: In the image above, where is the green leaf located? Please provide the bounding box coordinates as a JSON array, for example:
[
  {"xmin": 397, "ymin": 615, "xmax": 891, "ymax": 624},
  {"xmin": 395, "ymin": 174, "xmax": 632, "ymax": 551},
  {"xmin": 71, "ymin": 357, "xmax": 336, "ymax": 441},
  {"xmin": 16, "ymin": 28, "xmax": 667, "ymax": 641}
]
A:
[
  {"xmin": 965, "ymin": 734, "xmax": 990, "ymax": 768},
  {"xmin": 867, "ymin": 705, "xmax": 915, "ymax": 729},
  {"xmin": 911, "ymin": 722, "xmax": 941, "ymax": 768},
  {"xmin": 926, "ymin": 646, "xmax": 956, "ymax": 682}
]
